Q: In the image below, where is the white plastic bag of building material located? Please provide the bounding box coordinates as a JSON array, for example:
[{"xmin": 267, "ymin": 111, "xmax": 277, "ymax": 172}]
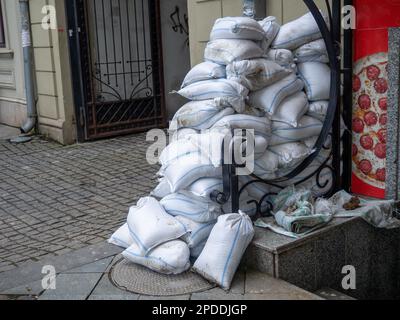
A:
[
  {"xmin": 270, "ymin": 149, "xmax": 335, "ymax": 198},
  {"xmin": 170, "ymin": 100, "xmax": 235, "ymax": 131},
  {"xmin": 212, "ymin": 114, "xmax": 272, "ymax": 139},
  {"xmin": 276, "ymin": 147, "xmax": 331, "ymax": 183},
  {"xmin": 187, "ymin": 128, "xmax": 230, "ymax": 167},
  {"xmin": 181, "ymin": 62, "xmax": 226, "ymax": 88},
  {"xmin": 158, "ymin": 139, "xmax": 199, "ymax": 172},
  {"xmin": 126, "ymin": 197, "xmax": 188, "ymax": 255},
  {"xmin": 272, "ymin": 91, "xmax": 309, "ymax": 127},
  {"xmin": 170, "ymin": 128, "xmax": 199, "ymax": 143},
  {"xmin": 177, "ymin": 79, "xmax": 249, "ymax": 113},
  {"xmin": 151, "ymin": 178, "xmax": 172, "ymax": 199},
  {"xmin": 187, "ymin": 178, "xmax": 224, "ymax": 199},
  {"xmin": 122, "ymin": 240, "xmax": 190, "ymax": 275},
  {"xmin": 108, "ymin": 223, "xmax": 136, "ymax": 249},
  {"xmin": 189, "ymin": 129, "xmax": 269, "ymax": 167},
  {"xmin": 190, "ymin": 240, "xmax": 207, "ymax": 259},
  {"xmin": 193, "ymin": 211, "xmax": 255, "ymax": 290},
  {"xmin": 269, "ymin": 142, "xmax": 313, "ymax": 169},
  {"xmin": 307, "ymin": 100, "xmax": 329, "ymax": 121},
  {"xmin": 210, "ymin": 17, "xmax": 265, "ymax": 41},
  {"xmin": 272, "ymin": 11, "xmax": 327, "ymax": 50},
  {"xmin": 239, "ymin": 175, "xmax": 274, "ymax": 200},
  {"xmin": 154, "ymin": 177, "xmax": 224, "ymax": 201},
  {"xmin": 175, "ymin": 215, "xmax": 217, "ymax": 248},
  {"xmin": 248, "ymin": 73, "xmax": 304, "ymax": 116},
  {"xmin": 161, "ymin": 192, "xmax": 222, "ymax": 223},
  {"xmin": 242, "ymin": 151, "xmax": 334, "ymax": 199},
  {"xmin": 205, "ymin": 39, "xmax": 264, "ymax": 66},
  {"xmin": 226, "ymin": 58, "xmax": 291, "ymax": 91},
  {"xmin": 270, "ymin": 116, "xmax": 323, "ymax": 146},
  {"xmin": 164, "ymin": 153, "xmax": 222, "ymax": 193},
  {"xmin": 298, "ymin": 62, "xmax": 331, "ymax": 101},
  {"xmin": 253, "ymin": 135, "xmax": 269, "ymax": 159},
  {"xmin": 258, "ymin": 16, "xmax": 281, "ymax": 50},
  {"xmin": 303, "ymin": 119, "xmax": 346, "ymax": 149},
  {"xmin": 254, "ymin": 149, "xmax": 279, "ymax": 180},
  {"xmin": 288, "ymin": 166, "xmax": 334, "ymax": 197},
  {"xmin": 265, "ymin": 49, "xmax": 296, "ymax": 69},
  {"xmin": 243, "ymin": 105, "xmax": 266, "ymax": 117},
  {"xmin": 294, "ymin": 39, "xmax": 329, "ymax": 63}
]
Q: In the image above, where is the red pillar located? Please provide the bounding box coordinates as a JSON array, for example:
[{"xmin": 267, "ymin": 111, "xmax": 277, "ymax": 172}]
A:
[{"xmin": 352, "ymin": 0, "xmax": 400, "ymax": 199}]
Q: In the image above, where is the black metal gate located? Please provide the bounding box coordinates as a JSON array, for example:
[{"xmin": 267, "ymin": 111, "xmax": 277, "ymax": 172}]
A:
[{"xmin": 66, "ymin": 0, "xmax": 166, "ymax": 141}]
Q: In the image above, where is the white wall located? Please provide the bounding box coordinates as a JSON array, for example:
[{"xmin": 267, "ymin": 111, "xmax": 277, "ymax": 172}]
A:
[{"xmin": 160, "ymin": 0, "xmax": 191, "ymax": 119}]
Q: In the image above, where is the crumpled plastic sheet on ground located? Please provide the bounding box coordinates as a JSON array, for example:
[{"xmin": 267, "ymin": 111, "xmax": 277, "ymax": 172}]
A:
[
  {"xmin": 255, "ymin": 186, "xmax": 400, "ymax": 238},
  {"xmin": 330, "ymin": 191, "xmax": 400, "ymax": 229}
]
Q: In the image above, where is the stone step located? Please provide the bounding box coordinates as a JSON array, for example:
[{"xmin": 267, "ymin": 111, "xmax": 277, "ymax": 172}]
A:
[
  {"xmin": 244, "ymin": 217, "xmax": 400, "ymax": 300},
  {"xmin": 314, "ymin": 288, "xmax": 356, "ymax": 300}
]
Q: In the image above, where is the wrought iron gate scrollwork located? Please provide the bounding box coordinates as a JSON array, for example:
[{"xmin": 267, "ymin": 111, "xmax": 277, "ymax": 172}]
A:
[{"xmin": 67, "ymin": 0, "xmax": 166, "ymax": 141}]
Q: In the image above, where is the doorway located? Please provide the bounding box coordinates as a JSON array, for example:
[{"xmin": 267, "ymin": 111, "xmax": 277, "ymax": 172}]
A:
[{"xmin": 66, "ymin": 0, "xmax": 166, "ymax": 141}]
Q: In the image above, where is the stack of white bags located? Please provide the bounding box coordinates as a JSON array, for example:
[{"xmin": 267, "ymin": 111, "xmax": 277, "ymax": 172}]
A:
[{"xmin": 109, "ymin": 12, "xmax": 335, "ymax": 290}]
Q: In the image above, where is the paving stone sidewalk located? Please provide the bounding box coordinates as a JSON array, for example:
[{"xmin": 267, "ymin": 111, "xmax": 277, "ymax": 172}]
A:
[
  {"xmin": 0, "ymin": 250, "xmax": 322, "ymax": 300},
  {"xmin": 0, "ymin": 131, "xmax": 323, "ymax": 301},
  {"xmin": 0, "ymin": 133, "xmax": 159, "ymax": 273}
]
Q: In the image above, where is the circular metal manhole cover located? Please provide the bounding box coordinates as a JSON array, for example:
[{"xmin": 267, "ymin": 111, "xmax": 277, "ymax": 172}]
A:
[{"xmin": 110, "ymin": 258, "xmax": 215, "ymax": 296}]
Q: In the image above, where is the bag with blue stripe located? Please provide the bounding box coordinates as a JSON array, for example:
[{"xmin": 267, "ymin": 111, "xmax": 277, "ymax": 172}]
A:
[
  {"xmin": 298, "ymin": 62, "xmax": 331, "ymax": 101},
  {"xmin": 248, "ymin": 73, "xmax": 304, "ymax": 116},
  {"xmin": 122, "ymin": 239, "xmax": 190, "ymax": 275},
  {"xmin": 108, "ymin": 223, "xmax": 136, "ymax": 249},
  {"xmin": 177, "ymin": 79, "xmax": 249, "ymax": 113},
  {"xmin": 258, "ymin": 16, "xmax": 281, "ymax": 52},
  {"xmin": 266, "ymin": 49, "xmax": 296, "ymax": 70},
  {"xmin": 126, "ymin": 197, "xmax": 188, "ymax": 255},
  {"xmin": 181, "ymin": 62, "xmax": 226, "ymax": 89},
  {"xmin": 175, "ymin": 215, "xmax": 217, "ymax": 249},
  {"xmin": 226, "ymin": 58, "xmax": 291, "ymax": 91},
  {"xmin": 193, "ymin": 211, "xmax": 254, "ymax": 290},
  {"xmin": 169, "ymin": 100, "xmax": 234, "ymax": 131},
  {"xmin": 210, "ymin": 17, "xmax": 265, "ymax": 41},
  {"xmin": 269, "ymin": 115, "xmax": 323, "ymax": 146},
  {"xmin": 160, "ymin": 191, "xmax": 222, "ymax": 223},
  {"xmin": 204, "ymin": 39, "xmax": 264, "ymax": 66},
  {"xmin": 294, "ymin": 39, "xmax": 329, "ymax": 63},
  {"xmin": 272, "ymin": 11, "xmax": 328, "ymax": 50}
]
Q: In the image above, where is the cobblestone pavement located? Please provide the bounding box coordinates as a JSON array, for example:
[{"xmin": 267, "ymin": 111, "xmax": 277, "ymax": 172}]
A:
[{"xmin": 0, "ymin": 134, "xmax": 159, "ymax": 273}]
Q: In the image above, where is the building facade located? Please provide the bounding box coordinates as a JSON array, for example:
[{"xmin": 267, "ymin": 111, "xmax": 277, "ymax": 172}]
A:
[
  {"xmin": 0, "ymin": 0, "xmax": 190, "ymax": 144},
  {"xmin": 0, "ymin": 0, "xmax": 320, "ymax": 145}
]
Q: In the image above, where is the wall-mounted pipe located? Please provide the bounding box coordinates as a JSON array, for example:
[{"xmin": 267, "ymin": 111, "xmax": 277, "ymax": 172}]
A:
[
  {"xmin": 243, "ymin": 0, "xmax": 255, "ymax": 18},
  {"xmin": 19, "ymin": 0, "xmax": 37, "ymax": 134}
]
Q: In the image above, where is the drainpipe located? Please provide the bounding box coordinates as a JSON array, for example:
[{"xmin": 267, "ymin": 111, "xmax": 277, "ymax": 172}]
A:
[{"xmin": 19, "ymin": 0, "xmax": 37, "ymax": 134}]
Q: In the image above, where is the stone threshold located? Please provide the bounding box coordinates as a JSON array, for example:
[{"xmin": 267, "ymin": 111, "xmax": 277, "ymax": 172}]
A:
[
  {"xmin": 251, "ymin": 217, "xmax": 360, "ymax": 255},
  {"xmin": 245, "ymin": 216, "xmax": 400, "ymax": 300}
]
